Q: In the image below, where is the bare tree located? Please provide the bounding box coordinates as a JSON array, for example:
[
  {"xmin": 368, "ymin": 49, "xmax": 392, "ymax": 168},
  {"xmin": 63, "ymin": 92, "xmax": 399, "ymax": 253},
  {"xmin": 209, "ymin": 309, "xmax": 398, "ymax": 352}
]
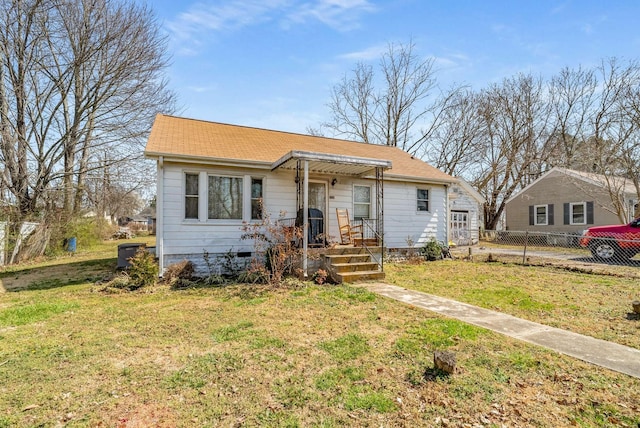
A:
[
  {"xmin": 547, "ymin": 65, "xmax": 598, "ymax": 169},
  {"xmin": 0, "ymin": 0, "xmax": 175, "ymax": 222},
  {"xmin": 424, "ymin": 88, "xmax": 484, "ymax": 176},
  {"xmin": 323, "ymin": 41, "xmax": 445, "ymax": 154},
  {"xmin": 567, "ymin": 59, "xmax": 640, "ymax": 222},
  {"xmin": 471, "ymin": 74, "xmax": 555, "ymax": 230}
]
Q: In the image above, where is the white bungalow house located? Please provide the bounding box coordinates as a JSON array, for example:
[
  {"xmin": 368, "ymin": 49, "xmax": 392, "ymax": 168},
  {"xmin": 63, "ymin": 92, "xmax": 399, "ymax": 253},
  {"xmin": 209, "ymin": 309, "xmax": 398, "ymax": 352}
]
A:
[{"xmin": 144, "ymin": 114, "xmax": 456, "ymax": 281}]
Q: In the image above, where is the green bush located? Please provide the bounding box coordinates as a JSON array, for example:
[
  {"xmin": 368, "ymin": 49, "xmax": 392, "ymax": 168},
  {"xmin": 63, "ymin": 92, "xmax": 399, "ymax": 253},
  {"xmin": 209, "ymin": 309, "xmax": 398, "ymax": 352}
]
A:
[
  {"xmin": 420, "ymin": 238, "xmax": 442, "ymax": 261},
  {"xmin": 47, "ymin": 217, "xmax": 117, "ymax": 255},
  {"xmin": 127, "ymin": 248, "xmax": 159, "ymax": 289}
]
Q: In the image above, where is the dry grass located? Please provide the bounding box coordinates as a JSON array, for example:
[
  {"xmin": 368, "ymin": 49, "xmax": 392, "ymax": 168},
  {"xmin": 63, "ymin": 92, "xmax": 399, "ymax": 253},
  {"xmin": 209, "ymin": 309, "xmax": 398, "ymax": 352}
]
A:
[{"xmin": 0, "ymin": 241, "xmax": 639, "ymax": 427}]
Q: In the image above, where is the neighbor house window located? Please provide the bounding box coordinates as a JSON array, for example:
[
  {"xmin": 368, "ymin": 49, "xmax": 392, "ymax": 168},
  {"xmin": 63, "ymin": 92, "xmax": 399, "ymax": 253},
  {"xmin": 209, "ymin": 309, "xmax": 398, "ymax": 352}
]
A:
[
  {"xmin": 417, "ymin": 188, "xmax": 429, "ymax": 212},
  {"xmin": 570, "ymin": 202, "xmax": 586, "ymax": 225},
  {"xmin": 353, "ymin": 185, "xmax": 371, "ymax": 220},
  {"xmin": 208, "ymin": 175, "xmax": 243, "ymax": 219},
  {"xmin": 251, "ymin": 178, "xmax": 263, "ymax": 220},
  {"xmin": 185, "ymin": 173, "xmax": 199, "ymax": 219},
  {"xmin": 534, "ymin": 205, "xmax": 548, "ymax": 225}
]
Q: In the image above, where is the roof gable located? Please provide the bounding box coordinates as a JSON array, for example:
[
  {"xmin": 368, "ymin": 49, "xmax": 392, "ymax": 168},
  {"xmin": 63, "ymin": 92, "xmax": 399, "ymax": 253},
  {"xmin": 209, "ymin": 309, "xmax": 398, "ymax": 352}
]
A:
[
  {"xmin": 144, "ymin": 114, "xmax": 453, "ymax": 183},
  {"xmin": 453, "ymin": 178, "xmax": 485, "ymax": 204},
  {"xmin": 506, "ymin": 166, "xmax": 637, "ymax": 204}
]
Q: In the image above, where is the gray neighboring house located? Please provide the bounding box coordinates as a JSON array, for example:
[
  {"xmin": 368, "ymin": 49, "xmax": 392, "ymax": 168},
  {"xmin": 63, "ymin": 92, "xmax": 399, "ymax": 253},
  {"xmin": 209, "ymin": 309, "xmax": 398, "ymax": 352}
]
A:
[
  {"xmin": 449, "ymin": 179, "xmax": 485, "ymax": 245},
  {"xmin": 505, "ymin": 167, "xmax": 639, "ymax": 234}
]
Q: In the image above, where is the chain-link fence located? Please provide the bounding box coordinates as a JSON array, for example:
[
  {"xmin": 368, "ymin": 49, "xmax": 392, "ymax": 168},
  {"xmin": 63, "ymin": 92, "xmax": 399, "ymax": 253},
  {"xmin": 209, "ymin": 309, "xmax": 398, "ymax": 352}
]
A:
[{"xmin": 454, "ymin": 230, "xmax": 640, "ymax": 277}]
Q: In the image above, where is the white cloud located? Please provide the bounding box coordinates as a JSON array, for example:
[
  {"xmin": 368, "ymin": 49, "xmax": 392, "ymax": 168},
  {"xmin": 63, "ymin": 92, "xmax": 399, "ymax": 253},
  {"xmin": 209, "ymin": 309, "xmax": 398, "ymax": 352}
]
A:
[
  {"xmin": 285, "ymin": 0, "xmax": 376, "ymax": 31},
  {"xmin": 166, "ymin": 0, "xmax": 376, "ymax": 54},
  {"xmin": 186, "ymin": 84, "xmax": 219, "ymax": 93},
  {"xmin": 338, "ymin": 44, "xmax": 387, "ymax": 61},
  {"xmin": 167, "ymin": 0, "xmax": 288, "ymax": 43},
  {"xmin": 582, "ymin": 23, "xmax": 593, "ymax": 34}
]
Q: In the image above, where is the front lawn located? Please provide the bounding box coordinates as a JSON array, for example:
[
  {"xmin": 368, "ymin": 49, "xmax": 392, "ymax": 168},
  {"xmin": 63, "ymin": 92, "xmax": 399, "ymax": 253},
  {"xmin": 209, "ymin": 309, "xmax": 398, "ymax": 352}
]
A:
[
  {"xmin": 0, "ymin": 243, "xmax": 639, "ymax": 427},
  {"xmin": 386, "ymin": 259, "xmax": 640, "ymax": 350}
]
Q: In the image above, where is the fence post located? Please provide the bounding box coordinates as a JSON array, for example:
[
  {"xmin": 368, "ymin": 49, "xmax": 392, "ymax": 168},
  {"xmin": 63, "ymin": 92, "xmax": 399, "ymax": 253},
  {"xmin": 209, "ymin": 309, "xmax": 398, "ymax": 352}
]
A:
[{"xmin": 523, "ymin": 231, "xmax": 529, "ymax": 265}]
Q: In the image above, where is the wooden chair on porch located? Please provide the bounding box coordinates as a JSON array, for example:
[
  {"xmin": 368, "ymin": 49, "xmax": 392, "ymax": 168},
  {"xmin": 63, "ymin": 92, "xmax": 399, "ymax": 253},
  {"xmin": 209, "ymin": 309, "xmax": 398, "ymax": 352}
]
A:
[{"xmin": 336, "ymin": 208, "xmax": 363, "ymax": 245}]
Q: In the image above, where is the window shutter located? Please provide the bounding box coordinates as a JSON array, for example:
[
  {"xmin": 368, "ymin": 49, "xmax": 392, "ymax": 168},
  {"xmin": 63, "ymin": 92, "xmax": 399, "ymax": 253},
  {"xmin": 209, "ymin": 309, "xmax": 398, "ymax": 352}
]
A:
[
  {"xmin": 548, "ymin": 204, "xmax": 554, "ymax": 225},
  {"xmin": 563, "ymin": 203, "xmax": 570, "ymax": 225},
  {"xmin": 529, "ymin": 205, "xmax": 534, "ymax": 226},
  {"xmin": 586, "ymin": 201, "xmax": 594, "ymax": 224}
]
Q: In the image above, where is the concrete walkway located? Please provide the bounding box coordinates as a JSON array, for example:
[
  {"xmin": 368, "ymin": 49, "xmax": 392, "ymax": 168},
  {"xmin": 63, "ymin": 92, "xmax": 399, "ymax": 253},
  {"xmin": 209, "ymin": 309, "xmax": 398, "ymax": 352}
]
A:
[{"xmin": 358, "ymin": 283, "xmax": 640, "ymax": 379}]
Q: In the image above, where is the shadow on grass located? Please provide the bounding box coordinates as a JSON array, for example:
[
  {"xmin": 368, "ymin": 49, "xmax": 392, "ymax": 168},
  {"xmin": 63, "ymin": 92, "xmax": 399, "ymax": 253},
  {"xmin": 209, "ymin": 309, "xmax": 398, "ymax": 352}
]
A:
[
  {"xmin": 423, "ymin": 367, "xmax": 452, "ymax": 382},
  {"xmin": 571, "ymin": 257, "xmax": 640, "ymax": 267},
  {"xmin": 0, "ymin": 258, "xmax": 117, "ymax": 292}
]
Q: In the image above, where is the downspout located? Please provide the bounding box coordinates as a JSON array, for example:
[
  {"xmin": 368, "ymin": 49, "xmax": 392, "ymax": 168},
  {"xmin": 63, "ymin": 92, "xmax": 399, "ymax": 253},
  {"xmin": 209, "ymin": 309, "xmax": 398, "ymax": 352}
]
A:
[
  {"xmin": 444, "ymin": 183, "xmax": 449, "ymax": 244},
  {"xmin": 303, "ymin": 160, "xmax": 309, "ymax": 278},
  {"xmin": 157, "ymin": 156, "xmax": 164, "ymax": 275}
]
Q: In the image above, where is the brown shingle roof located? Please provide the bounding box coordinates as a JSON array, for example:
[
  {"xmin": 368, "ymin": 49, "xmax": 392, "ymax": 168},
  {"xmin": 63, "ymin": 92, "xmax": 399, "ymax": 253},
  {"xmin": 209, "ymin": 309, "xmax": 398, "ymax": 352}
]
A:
[{"xmin": 144, "ymin": 114, "xmax": 454, "ymax": 183}]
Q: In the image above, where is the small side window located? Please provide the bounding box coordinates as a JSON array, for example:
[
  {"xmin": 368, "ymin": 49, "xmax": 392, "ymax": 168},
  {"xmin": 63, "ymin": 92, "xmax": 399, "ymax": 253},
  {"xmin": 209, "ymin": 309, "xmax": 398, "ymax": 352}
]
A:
[
  {"xmin": 417, "ymin": 189, "xmax": 429, "ymax": 212},
  {"xmin": 353, "ymin": 185, "xmax": 371, "ymax": 220},
  {"xmin": 570, "ymin": 202, "xmax": 586, "ymax": 225},
  {"xmin": 251, "ymin": 178, "xmax": 263, "ymax": 220},
  {"xmin": 185, "ymin": 173, "xmax": 199, "ymax": 219},
  {"xmin": 534, "ymin": 205, "xmax": 548, "ymax": 226}
]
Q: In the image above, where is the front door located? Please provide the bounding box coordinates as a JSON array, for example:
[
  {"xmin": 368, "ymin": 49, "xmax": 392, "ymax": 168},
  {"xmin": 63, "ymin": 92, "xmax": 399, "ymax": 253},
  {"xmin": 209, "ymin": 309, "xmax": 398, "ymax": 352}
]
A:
[
  {"xmin": 451, "ymin": 211, "xmax": 470, "ymax": 245},
  {"xmin": 308, "ymin": 181, "xmax": 327, "ymax": 245}
]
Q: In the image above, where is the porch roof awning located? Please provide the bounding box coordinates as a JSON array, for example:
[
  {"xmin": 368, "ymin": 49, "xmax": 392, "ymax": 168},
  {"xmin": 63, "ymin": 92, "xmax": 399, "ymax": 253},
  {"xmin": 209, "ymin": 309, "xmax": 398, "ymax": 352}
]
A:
[{"xmin": 271, "ymin": 150, "xmax": 392, "ymax": 176}]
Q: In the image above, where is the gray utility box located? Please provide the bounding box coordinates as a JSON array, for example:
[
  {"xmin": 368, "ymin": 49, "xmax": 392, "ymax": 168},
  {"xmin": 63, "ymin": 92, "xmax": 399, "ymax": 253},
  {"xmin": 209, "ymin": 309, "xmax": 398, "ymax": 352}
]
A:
[{"xmin": 117, "ymin": 243, "xmax": 145, "ymax": 269}]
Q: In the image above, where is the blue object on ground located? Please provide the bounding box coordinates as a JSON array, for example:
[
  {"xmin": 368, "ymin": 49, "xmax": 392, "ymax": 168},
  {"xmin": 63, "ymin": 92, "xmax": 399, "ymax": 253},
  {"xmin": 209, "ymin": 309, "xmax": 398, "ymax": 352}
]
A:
[{"xmin": 66, "ymin": 237, "xmax": 77, "ymax": 252}]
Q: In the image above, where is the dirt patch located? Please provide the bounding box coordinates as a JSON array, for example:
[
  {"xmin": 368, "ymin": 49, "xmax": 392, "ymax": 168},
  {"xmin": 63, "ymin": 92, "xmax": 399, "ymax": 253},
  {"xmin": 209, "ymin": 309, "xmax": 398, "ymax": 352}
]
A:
[
  {"xmin": 112, "ymin": 402, "xmax": 178, "ymax": 428},
  {"xmin": 0, "ymin": 260, "xmax": 114, "ymax": 292}
]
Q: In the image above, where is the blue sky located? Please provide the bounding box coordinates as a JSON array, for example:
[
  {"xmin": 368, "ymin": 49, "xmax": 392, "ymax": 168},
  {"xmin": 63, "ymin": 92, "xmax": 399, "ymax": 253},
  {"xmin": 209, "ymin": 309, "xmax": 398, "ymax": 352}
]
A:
[{"xmin": 149, "ymin": 0, "xmax": 640, "ymax": 134}]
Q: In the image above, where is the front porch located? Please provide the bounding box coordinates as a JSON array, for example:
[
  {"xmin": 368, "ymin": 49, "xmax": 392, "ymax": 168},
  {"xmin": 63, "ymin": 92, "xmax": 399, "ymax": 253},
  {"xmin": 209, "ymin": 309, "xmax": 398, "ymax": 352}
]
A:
[
  {"xmin": 277, "ymin": 217, "xmax": 385, "ymax": 283},
  {"xmin": 271, "ymin": 150, "xmax": 391, "ymax": 281}
]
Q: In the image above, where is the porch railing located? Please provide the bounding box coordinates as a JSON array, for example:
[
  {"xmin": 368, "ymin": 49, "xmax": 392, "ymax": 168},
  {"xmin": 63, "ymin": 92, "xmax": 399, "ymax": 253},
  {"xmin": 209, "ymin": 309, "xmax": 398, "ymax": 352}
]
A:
[
  {"xmin": 275, "ymin": 216, "xmax": 384, "ymax": 273},
  {"xmin": 355, "ymin": 217, "xmax": 383, "ymax": 273}
]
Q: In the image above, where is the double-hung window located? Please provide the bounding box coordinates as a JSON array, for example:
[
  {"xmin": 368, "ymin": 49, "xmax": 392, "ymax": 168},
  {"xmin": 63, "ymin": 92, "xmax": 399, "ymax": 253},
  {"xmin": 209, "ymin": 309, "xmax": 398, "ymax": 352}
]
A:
[
  {"xmin": 353, "ymin": 185, "xmax": 371, "ymax": 220},
  {"xmin": 251, "ymin": 178, "xmax": 263, "ymax": 220},
  {"xmin": 534, "ymin": 205, "xmax": 548, "ymax": 225},
  {"xmin": 417, "ymin": 188, "xmax": 429, "ymax": 212},
  {"xmin": 208, "ymin": 175, "xmax": 243, "ymax": 220},
  {"xmin": 570, "ymin": 202, "xmax": 586, "ymax": 225},
  {"xmin": 184, "ymin": 173, "xmax": 265, "ymax": 221},
  {"xmin": 185, "ymin": 173, "xmax": 199, "ymax": 219}
]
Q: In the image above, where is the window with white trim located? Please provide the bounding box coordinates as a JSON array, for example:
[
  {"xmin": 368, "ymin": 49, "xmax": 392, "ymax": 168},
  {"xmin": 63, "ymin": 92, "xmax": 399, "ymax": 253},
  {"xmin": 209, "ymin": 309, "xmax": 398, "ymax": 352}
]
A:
[
  {"xmin": 570, "ymin": 202, "xmax": 586, "ymax": 225},
  {"xmin": 417, "ymin": 188, "xmax": 429, "ymax": 212},
  {"xmin": 534, "ymin": 205, "xmax": 548, "ymax": 225},
  {"xmin": 208, "ymin": 175, "xmax": 243, "ymax": 220},
  {"xmin": 184, "ymin": 173, "xmax": 199, "ymax": 219},
  {"xmin": 353, "ymin": 185, "xmax": 371, "ymax": 220},
  {"xmin": 251, "ymin": 178, "xmax": 263, "ymax": 220}
]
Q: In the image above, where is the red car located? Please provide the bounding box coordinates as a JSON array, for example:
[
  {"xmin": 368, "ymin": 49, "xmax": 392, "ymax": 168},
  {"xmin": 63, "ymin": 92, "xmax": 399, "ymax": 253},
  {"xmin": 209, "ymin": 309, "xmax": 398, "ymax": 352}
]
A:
[{"xmin": 579, "ymin": 217, "xmax": 640, "ymax": 260}]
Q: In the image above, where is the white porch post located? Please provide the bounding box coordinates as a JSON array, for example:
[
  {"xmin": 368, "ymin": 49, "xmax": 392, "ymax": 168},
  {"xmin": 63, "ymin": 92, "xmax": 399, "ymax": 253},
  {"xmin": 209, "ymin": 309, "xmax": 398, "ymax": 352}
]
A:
[{"xmin": 303, "ymin": 160, "xmax": 309, "ymax": 278}]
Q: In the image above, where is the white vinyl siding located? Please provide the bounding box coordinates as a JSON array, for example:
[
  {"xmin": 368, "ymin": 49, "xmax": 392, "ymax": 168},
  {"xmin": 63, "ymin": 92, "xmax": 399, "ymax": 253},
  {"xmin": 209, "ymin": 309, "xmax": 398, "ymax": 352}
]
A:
[
  {"xmin": 162, "ymin": 164, "xmax": 296, "ymax": 274},
  {"xmin": 385, "ymin": 182, "xmax": 447, "ymax": 247},
  {"xmin": 162, "ymin": 162, "xmax": 450, "ymax": 274}
]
